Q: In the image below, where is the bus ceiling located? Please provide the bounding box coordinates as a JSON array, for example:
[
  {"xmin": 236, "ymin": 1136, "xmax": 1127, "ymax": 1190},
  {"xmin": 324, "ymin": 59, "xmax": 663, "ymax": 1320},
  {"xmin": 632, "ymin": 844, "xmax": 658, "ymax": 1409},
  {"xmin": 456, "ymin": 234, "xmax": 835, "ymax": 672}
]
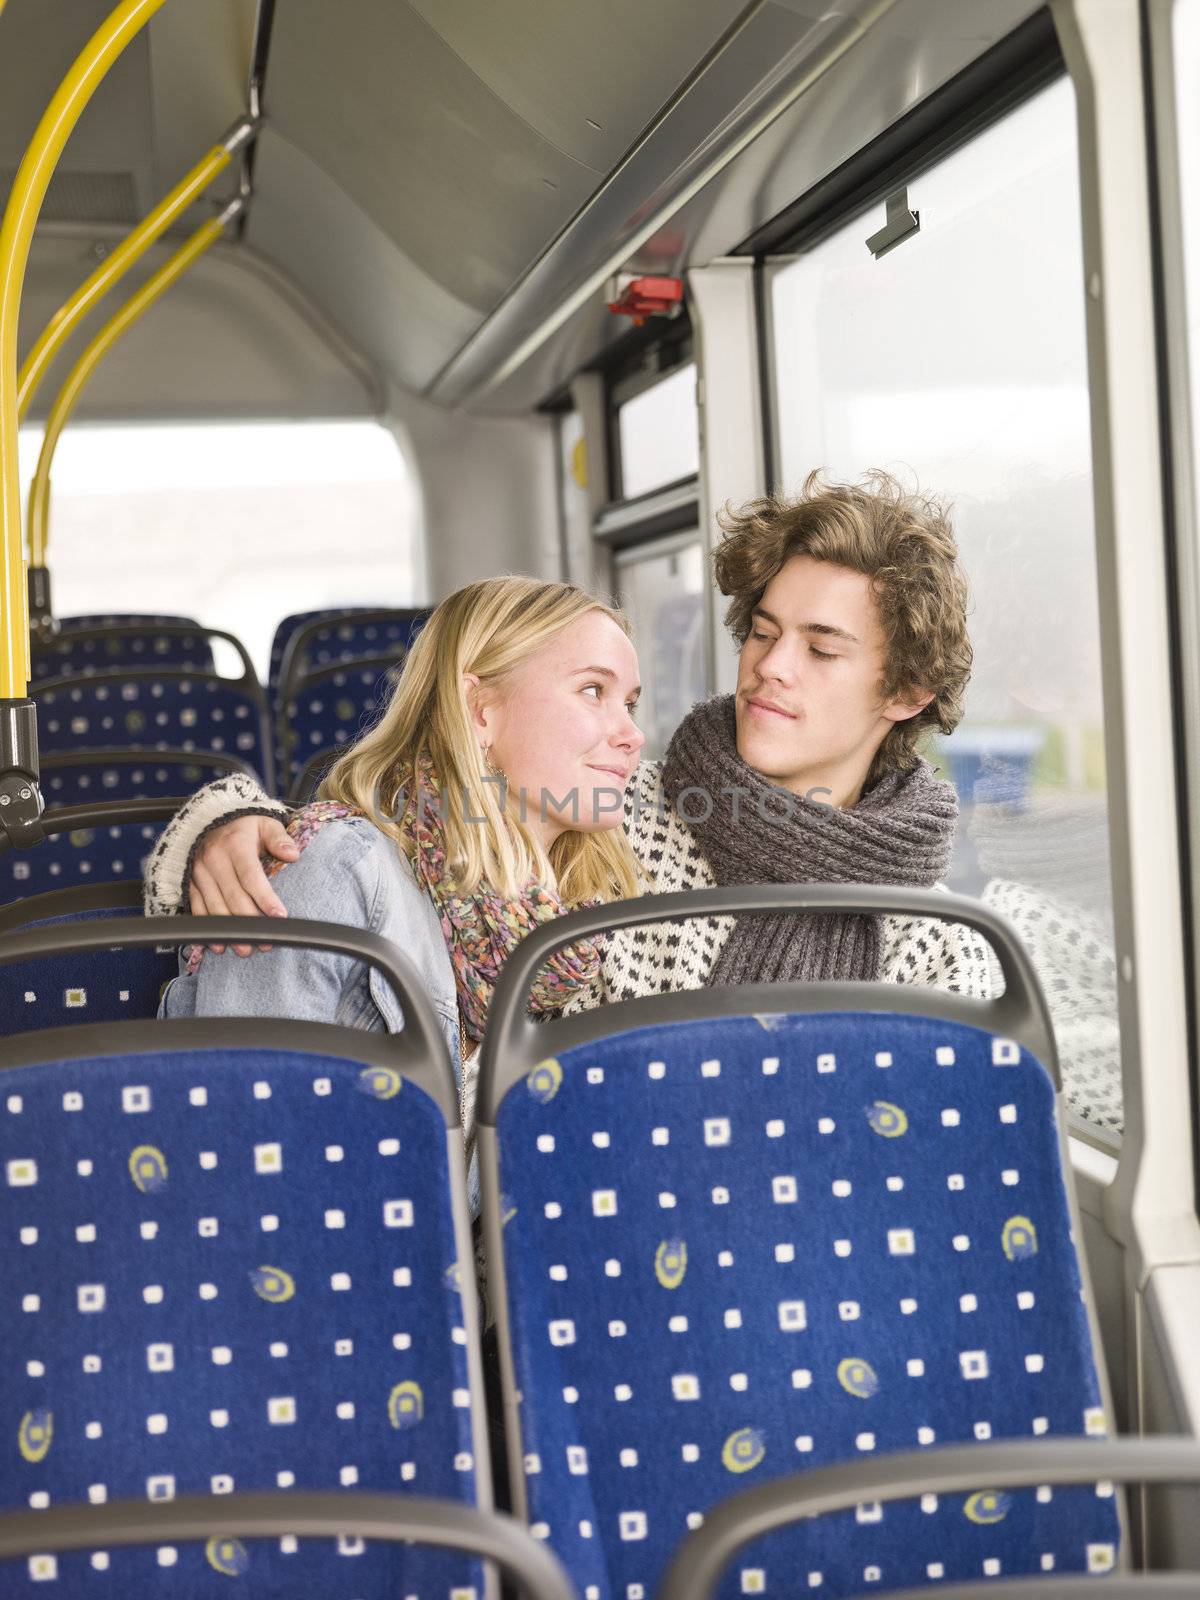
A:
[{"xmin": 0, "ymin": 0, "xmax": 1044, "ymax": 421}]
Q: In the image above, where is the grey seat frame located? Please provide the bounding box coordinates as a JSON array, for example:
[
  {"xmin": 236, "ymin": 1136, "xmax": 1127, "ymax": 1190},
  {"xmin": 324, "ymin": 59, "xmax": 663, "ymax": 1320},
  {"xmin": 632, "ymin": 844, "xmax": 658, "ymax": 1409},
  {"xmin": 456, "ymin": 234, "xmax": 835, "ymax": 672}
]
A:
[
  {"xmin": 474, "ymin": 884, "xmax": 1120, "ymax": 1551},
  {"xmin": 274, "ymin": 607, "xmax": 424, "ymax": 714},
  {"xmin": 0, "ymin": 1492, "xmax": 577, "ymax": 1600},
  {"xmin": 32, "ymin": 627, "xmax": 275, "ymax": 792},
  {"xmin": 278, "ymin": 649, "xmax": 404, "ymax": 797},
  {"xmin": 0, "ymin": 913, "xmax": 499, "ymax": 1592},
  {"xmin": 656, "ymin": 1438, "xmax": 1200, "ymax": 1600},
  {"xmin": 0, "ymin": 797, "xmax": 182, "ymax": 905}
]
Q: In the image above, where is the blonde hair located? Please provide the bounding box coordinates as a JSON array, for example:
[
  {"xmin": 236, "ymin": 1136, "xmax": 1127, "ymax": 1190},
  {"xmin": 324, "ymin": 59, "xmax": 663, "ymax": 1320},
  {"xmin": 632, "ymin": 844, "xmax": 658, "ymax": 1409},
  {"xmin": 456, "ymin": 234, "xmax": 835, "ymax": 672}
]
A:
[{"xmin": 320, "ymin": 577, "xmax": 642, "ymax": 904}]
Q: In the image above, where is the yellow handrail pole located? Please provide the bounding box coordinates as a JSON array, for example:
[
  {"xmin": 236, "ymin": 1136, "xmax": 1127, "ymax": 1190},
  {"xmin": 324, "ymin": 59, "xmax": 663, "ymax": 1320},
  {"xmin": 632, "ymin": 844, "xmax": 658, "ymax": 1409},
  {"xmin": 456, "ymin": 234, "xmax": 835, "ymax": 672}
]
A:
[
  {"xmin": 18, "ymin": 119, "xmax": 256, "ymax": 423},
  {"xmin": 28, "ymin": 205, "xmax": 239, "ymax": 572},
  {"xmin": 0, "ymin": 0, "xmax": 170, "ymax": 705}
]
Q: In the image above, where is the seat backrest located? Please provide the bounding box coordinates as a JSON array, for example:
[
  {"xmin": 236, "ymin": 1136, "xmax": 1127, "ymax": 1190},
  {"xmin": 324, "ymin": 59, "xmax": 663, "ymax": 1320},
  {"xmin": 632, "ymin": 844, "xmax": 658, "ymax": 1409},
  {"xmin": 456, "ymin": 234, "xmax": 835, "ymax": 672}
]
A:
[
  {"xmin": 278, "ymin": 655, "xmax": 400, "ymax": 791},
  {"xmin": 477, "ymin": 885, "xmax": 1118, "ymax": 1599},
  {"xmin": 268, "ymin": 608, "xmax": 354, "ymax": 694},
  {"xmin": 270, "ymin": 608, "xmax": 427, "ymax": 713},
  {"xmin": 0, "ymin": 801, "xmax": 178, "ymax": 906},
  {"xmin": 0, "ymin": 914, "xmax": 488, "ymax": 1597},
  {"xmin": 0, "ymin": 888, "xmax": 168, "ymax": 1033},
  {"xmin": 31, "ymin": 623, "xmax": 218, "ymax": 682},
  {"xmin": 40, "ymin": 750, "xmax": 255, "ymax": 812},
  {"xmin": 34, "ymin": 666, "xmax": 272, "ymax": 791},
  {"xmin": 56, "ymin": 615, "xmax": 201, "ymax": 629}
]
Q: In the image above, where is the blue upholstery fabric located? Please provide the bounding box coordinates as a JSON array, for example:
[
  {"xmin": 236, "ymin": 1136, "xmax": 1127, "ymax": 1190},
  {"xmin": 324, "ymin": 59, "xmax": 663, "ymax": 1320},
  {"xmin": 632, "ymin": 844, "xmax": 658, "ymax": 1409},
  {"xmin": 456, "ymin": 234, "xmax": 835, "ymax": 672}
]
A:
[
  {"xmin": 0, "ymin": 819, "xmax": 166, "ymax": 905},
  {"xmin": 34, "ymin": 676, "xmax": 269, "ymax": 785},
  {"xmin": 0, "ymin": 1045, "xmax": 482, "ymax": 1596},
  {"xmin": 280, "ymin": 660, "xmax": 397, "ymax": 789},
  {"xmin": 268, "ymin": 610, "xmax": 427, "ymax": 699},
  {"xmin": 41, "ymin": 755, "xmax": 249, "ymax": 812},
  {"xmin": 0, "ymin": 909, "xmax": 173, "ymax": 1033},
  {"xmin": 268, "ymin": 609, "xmax": 352, "ymax": 694},
  {"xmin": 494, "ymin": 1012, "xmax": 1118, "ymax": 1599},
  {"xmin": 31, "ymin": 630, "xmax": 215, "ymax": 683},
  {"xmin": 57, "ymin": 616, "xmax": 200, "ymax": 630}
]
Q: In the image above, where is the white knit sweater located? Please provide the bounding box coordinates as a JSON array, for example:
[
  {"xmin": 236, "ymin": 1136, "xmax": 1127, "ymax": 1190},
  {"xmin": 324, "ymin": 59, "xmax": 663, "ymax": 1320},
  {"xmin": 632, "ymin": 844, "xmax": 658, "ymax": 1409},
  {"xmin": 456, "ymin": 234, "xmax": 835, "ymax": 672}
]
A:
[{"xmin": 143, "ymin": 761, "xmax": 995, "ymax": 1002}]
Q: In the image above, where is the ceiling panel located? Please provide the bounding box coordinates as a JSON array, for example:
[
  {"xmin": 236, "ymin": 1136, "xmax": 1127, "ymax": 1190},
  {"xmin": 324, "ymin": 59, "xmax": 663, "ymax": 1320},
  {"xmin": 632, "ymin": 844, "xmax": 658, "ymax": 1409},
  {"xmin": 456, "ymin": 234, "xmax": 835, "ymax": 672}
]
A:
[
  {"xmin": 265, "ymin": 0, "xmax": 600, "ymax": 314},
  {"xmin": 477, "ymin": 0, "xmax": 1046, "ymax": 413},
  {"xmin": 0, "ymin": 0, "xmax": 251, "ymax": 230},
  {"xmin": 0, "ymin": 0, "xmax": 155, "ymax": 203},
  {"xmin": 18, "ymin": 227, "xmax": 375, "ymax": 422},
  {"xmin": 406, "ymin": 0, "xmax": 756, "ymax": 172},
  {"xmin": 245, "ymin": 129, "xmax": 479, "ymax": 394},
  {"xmin": 144, "ymin": 0, "xmax": 255, "ymax": 202}
]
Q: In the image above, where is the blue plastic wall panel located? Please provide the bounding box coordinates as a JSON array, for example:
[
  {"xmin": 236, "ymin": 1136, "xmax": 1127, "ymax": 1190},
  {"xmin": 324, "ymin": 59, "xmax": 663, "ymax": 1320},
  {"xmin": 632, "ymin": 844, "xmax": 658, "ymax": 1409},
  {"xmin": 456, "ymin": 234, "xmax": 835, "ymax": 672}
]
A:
[
  {"xmin": 41, "ymin": 757, "xmax": 245, "ymax": 812},
  {"xmin": 31, "ymin": 632, "xmax": 215, "ymax": 683},
  {"xmin": 0, "ymin": 819, "xmax": 166, "ymax": 905},
  {"xmin": 35, "ymin": 679, "xmax": 268, "ymax": 785},
  {"xmin": 495, "ymin": 1012, "xmax": 1118, "ymax": 1599},
  {"xmin": 0, "ymin": 909, "xmax": 173, "ymax": 1033},
  {"xmin": 0, "ymin": 1046, "xmax": 481, "ymax": 1596},
  {"xmin": 281, "ymin": 663, "xmax": 397, "ymax": 788}
]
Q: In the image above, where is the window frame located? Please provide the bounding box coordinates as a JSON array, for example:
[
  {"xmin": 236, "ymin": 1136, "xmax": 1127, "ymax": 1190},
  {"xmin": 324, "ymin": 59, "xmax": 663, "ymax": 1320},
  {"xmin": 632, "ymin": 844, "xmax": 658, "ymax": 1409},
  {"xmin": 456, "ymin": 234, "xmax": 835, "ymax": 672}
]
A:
[{"xmin": 747, "ymin": 27, "xmax": 1156, "ymax": 1167}]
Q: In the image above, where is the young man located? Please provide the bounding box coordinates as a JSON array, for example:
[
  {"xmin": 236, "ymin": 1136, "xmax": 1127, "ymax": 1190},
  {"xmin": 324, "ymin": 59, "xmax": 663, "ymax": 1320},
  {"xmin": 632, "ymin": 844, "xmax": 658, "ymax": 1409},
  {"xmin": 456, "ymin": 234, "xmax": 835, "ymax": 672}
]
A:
[{"xmin": 145, "ymin": 469, "xmax": 991, "ymax": 999}]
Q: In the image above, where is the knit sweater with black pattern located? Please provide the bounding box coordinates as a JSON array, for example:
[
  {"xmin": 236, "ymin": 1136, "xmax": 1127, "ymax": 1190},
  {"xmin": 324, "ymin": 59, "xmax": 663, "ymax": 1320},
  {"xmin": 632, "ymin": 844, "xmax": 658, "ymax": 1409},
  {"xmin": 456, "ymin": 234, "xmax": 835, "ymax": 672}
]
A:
[{"xmin": 143, "ymin": 761, "xmax": 994, "ymax": 1003}]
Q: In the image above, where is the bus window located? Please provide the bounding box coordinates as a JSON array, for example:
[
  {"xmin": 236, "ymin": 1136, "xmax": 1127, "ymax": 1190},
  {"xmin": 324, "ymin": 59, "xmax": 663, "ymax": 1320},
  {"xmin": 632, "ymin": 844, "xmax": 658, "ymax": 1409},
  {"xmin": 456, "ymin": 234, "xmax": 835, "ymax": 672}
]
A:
[
  {"xmin": 18, "ymin": 420, "xmax": 421, "ymax": 682},
  {"xmin": 616, "ymin": 362, "xmax": 699, "ymax": 500},
  {"xmin": 614, "ymin": 533, "xmax": 706, "ymax": 758},
  {"xmin": 769, "ymin": 76, "xmax": 1120, "ymax": 1143}
]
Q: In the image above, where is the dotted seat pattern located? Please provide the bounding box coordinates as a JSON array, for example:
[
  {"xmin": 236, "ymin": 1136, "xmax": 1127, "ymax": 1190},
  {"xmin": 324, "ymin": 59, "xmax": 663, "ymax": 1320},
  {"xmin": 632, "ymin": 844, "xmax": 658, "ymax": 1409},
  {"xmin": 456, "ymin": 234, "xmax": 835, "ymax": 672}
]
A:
[
  {"xmin": 268, "ymin": 610, "xmax": 356, "ymax": 696},
  {"xmin": 57, "ymin": 617, "xmax": 201, "ymax": 630},
  {"xmin": 0, "ymin": 910, "xmax": 173, "ymax": 1034},
  {"xmin": 0, "ymin": 818, "xmax": 166, "ymax": 906},
  {"xmin": 280, "ymin": 659, "xmax": 399, "ymax": 790},
  {"xmin": 40, "ymin": 756, "xmax": 249, "ymax": 813},
  {"xmin": 493, "ymin": 1011, "xmax": 1118, "ymax": 1600},
  {"xmin": 269, "ymin": 610, "xmax": 425, "ymax": 693},
  {"xmin": 31, "ymin": 631, "xmax": 215, "ymax": 683},
  {"xmin": 0, "ymin": 1046, "xmax": 482, "ymax": 1597},
  {"xmin": 34, "ymin": 676, "xmax": 269, "ymax": 787},
  {"xmin": 2, "ymin": 759, "xmax": 248, "ymax": 907}
]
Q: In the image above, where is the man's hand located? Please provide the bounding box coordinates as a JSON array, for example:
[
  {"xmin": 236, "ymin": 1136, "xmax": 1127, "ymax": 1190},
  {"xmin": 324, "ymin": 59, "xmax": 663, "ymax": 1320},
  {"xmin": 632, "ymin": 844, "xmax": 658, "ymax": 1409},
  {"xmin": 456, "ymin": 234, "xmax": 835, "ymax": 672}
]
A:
[{"xmin": 189, "ymin": 815, "xmax": 298, "ymax": 956}]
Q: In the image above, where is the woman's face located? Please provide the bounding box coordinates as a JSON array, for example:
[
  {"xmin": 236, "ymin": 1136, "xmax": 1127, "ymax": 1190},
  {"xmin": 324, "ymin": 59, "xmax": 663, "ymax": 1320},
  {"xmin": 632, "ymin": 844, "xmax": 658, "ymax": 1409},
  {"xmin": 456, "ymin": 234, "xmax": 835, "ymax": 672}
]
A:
[{"xmin": 469, "ymin": 611, "xmax": 645, "ymax": 846}]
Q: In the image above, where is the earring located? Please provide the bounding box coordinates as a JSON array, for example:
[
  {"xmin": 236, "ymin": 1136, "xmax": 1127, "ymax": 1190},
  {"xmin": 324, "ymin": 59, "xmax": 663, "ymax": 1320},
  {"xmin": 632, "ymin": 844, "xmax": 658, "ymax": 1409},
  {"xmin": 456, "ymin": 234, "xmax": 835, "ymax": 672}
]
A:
[{"xmin": 482, "ymin": 744, "xmax": 506, "ymax": 780}]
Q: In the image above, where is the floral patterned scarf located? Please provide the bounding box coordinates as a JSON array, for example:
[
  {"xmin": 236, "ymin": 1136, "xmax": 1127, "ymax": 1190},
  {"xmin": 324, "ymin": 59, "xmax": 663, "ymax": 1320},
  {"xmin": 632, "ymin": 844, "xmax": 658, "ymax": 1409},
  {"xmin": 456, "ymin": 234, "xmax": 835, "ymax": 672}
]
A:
[
  {"xmin": 400, "ymin": 756, "xmax": 603, "ymax": 1041},
  {"xmin": 187, "ymin": 768, "xmax": 604, "ymax": 1041}
]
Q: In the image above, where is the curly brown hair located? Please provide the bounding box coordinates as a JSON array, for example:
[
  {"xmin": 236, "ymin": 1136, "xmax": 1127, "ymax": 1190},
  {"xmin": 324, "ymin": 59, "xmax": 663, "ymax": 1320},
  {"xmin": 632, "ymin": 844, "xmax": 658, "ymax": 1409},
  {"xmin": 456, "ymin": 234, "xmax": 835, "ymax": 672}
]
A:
[{"xmin": 713, "ymin": 469, "xmax": 972, "ymax": 782}]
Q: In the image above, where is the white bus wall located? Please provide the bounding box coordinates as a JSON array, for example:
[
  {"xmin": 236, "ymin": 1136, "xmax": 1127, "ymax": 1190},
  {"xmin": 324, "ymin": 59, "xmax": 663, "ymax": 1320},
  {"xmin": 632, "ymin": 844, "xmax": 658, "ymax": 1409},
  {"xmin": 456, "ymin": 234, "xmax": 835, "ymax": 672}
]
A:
[{"xmin": 385, "ymin": 382, "xmax": 561, "ymax": 598}]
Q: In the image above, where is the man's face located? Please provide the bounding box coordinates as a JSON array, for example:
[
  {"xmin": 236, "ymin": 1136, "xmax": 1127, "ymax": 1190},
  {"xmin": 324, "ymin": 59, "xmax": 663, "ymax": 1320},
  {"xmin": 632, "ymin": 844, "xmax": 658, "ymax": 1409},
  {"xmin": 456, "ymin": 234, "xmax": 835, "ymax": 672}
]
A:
[{"xmin": 735, "ymin": 553, "xmax": 928, "ymax": 804}]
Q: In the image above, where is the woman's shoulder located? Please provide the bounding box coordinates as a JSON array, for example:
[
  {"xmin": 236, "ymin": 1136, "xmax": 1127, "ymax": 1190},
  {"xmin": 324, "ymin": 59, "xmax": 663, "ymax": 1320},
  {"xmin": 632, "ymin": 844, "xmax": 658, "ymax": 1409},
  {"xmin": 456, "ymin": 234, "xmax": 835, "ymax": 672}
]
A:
[{"xmin": 269, "ymin": 813, "xmax": 455, "ymax": 1002}]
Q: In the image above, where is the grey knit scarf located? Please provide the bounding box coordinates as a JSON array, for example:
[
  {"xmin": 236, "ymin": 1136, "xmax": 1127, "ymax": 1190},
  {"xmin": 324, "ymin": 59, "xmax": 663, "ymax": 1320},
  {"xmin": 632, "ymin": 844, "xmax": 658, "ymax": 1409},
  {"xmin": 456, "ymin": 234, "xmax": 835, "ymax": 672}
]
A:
[{"xmin": 660, "ymin": 695, "xmax": 959, "ymax": 985}]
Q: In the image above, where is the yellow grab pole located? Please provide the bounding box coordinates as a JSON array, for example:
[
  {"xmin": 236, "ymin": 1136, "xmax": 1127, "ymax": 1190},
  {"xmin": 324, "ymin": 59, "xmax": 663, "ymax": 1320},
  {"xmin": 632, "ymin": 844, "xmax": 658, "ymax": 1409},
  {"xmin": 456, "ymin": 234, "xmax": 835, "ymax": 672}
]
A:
[
  {"xmin": 18, "ymin": 121, "xmax": 255, "ymax": 423},
  {"xmin": 0, "ymin": 0, "xmax": 171, "ymax": 700},
  {"xmin": 28, "ymin": 205, "xmax": 238, "ymax": 570}
]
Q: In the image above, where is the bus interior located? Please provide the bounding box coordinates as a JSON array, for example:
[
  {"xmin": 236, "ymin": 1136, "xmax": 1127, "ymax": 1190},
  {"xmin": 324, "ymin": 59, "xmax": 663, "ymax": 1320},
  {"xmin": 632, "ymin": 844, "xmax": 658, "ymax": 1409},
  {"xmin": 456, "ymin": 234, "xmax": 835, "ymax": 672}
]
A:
[{"xmin": 0, "ymin": 0, "xmax": 1199, "ymax": 1593}]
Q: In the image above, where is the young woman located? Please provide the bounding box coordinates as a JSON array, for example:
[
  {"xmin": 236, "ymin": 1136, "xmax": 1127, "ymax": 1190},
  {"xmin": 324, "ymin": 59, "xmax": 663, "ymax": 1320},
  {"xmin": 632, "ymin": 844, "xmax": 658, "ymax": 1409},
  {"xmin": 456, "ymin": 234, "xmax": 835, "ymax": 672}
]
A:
[
  {"xmin": 157, "ymin": 576, "xmax": 647, "ymax": 1202},
  {"xmin": 151, "ymin": 472, "xmax": 993, "ymax": 1030}
]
